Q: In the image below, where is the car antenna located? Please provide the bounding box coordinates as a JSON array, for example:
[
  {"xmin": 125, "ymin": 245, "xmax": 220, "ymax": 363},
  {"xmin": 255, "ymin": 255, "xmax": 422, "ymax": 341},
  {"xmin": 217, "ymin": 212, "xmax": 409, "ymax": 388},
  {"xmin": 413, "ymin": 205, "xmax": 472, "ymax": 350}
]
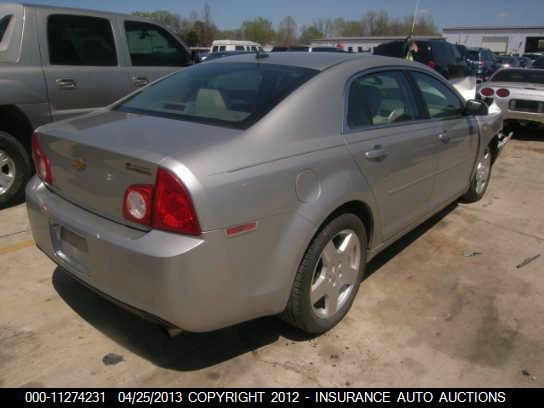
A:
[{"xmin": 256, "ymin": 49, "xmax": 269, "ymax": 59}]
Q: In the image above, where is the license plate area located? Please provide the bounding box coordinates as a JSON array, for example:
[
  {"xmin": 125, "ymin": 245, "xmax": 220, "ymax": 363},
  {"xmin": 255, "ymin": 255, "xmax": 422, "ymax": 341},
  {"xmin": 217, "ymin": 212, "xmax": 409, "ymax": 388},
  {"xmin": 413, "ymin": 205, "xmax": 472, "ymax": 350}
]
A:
[{"xmin": 51, "ymin": 224, "xmax": 89, "ymax": 275}]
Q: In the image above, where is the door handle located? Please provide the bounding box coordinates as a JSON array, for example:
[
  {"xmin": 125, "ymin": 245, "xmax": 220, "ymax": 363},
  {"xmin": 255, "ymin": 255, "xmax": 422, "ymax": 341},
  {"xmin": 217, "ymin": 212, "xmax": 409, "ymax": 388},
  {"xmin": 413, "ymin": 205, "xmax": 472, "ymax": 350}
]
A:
[
  {"xmin": 132, "ymin": 76, "xmax": 150, "ymax": 87},
  {"xmin": 438, "ymin": 133, "xmax": 451, "ymax": 144},
  {"xmin": 364, "ymin": 146, "xmax": 387, "ymax": 161},
  {"xmin": 56, "ymin": 79, "xmax": 77, "ymax": 90}
]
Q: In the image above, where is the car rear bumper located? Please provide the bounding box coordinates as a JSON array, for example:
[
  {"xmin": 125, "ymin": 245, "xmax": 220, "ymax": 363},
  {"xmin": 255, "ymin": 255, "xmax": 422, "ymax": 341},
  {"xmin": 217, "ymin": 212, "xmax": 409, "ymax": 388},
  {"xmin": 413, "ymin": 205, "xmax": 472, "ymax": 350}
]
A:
[
  {"xmin": 495, "ymin": 99, "xmax": 544, "ymax": 125},
  {"xmin": 26, "ymin": 176, "xmax": 307, "ymax": 332}
]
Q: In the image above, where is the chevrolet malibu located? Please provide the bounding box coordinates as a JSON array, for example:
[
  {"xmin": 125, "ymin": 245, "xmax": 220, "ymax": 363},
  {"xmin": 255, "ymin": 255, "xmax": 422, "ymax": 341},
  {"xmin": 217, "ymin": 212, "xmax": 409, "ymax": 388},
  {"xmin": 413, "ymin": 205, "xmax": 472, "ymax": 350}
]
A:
[{"xmin": 27, "ymin": 53, "xmax": 504, "ymax": 335}]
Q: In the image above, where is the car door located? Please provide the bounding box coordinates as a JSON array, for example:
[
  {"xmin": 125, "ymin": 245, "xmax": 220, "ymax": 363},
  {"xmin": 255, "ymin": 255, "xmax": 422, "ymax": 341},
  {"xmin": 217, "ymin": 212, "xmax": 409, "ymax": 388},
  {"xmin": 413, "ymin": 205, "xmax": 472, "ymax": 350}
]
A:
[
  {"xmin": 343, "ymin": 70, "xmax": 440, "ymax": 241},
  {"xmin": 409, "ymin": 71, "xmax": 478, "ymax": 210},
  {"xmin": 38, "ymin": 11, "xmax": 133, "ymax": 121},
  {"xmin": 122, "ymin": 20, "xmax": 192, "ymax": 91}
]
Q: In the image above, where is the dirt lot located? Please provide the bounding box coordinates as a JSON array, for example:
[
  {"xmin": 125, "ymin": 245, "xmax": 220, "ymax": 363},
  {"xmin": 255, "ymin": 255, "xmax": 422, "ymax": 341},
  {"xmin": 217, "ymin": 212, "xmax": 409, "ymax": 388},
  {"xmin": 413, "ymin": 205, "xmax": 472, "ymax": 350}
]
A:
[{"xmin": 0, "ymin": 134, "xmax": 543, "ymax": 388}]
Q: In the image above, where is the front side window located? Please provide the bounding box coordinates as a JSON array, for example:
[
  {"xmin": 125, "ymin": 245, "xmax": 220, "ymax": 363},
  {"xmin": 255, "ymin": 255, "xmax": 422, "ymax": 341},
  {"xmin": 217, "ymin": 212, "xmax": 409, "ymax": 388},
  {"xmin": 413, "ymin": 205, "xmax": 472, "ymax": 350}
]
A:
[
  {"xmin": 47, "ymin": 14, "xmax": 117, "ymax": 66},
  {"xmin": 116, "ymin": 62, "xmax": 318, "ymax": 129},
  {"xmin": 0, "ymin": 14, "xmax": 12, "ymax": 43},
  {"xmin": 411, "ymin": 72, "xmax": 463, "ymax": 119},
  {"xmin": 347, "ymin": 71, "xmax": 416, "ymax": 129},
  {"xmin": 125, "ymin": 21, "xmax": 190, "ymax": 67}
]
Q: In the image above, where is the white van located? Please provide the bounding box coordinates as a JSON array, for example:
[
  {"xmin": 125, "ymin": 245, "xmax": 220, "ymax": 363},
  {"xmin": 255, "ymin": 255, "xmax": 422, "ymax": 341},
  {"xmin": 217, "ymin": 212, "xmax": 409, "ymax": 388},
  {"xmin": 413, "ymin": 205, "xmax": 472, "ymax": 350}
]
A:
[{"xmin": 210, "ymin": 40, "xmax": 263, "ymax": 53}]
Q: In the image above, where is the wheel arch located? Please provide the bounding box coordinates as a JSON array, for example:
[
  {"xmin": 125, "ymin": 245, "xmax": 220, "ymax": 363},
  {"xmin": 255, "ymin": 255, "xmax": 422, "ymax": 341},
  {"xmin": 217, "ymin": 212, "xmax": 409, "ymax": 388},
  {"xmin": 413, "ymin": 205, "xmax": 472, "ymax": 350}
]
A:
[{"xmin": 0, "ymin": 105, "xmax": 34, "ymax": 151}]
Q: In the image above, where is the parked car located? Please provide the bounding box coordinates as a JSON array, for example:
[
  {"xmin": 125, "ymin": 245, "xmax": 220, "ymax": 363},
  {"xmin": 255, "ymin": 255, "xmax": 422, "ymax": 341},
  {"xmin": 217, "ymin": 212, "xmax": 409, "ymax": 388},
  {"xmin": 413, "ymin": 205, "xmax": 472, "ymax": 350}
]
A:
[
  {"xmin": 190, "ymin": 47, "xmax": 210, "ymax": 62},
  {"xmin": 465, "ymin": 47, "xmax": 499, "ymax": 82},
  {"xmin": 373, "ymin": 39, "xmax": 470, "ymax": 80},
  {"xmin": 532, "ymin": 56, "xmax": 544, "ymax": 69},
  {"xmin": 210, "ymin": 40, "xmax": 263, "ymax": 53},
  {"xmin": 0, "ymin": 3, "xmax": 194, "ymax": 208},
  {"xmin": 522, "ymin": 53, "xmax": 543, "ymax": 65},
  {"xmin": 27, "ymin": 53, "xmax": 506, "ymax": 335},
  {"xmin": 516, "ymin": 56, "xmax": 531, "ymax": 68},
  {"xmin": 496, "ymin": 55, "xmax": 521, "ymax": 69},
  {"xmin": 479, "ymin": 68, "xmax": 544, "ymax": 127},
  {"xmin": 203, "ymin": 50, "xmax": 252, "ymax": 61},
  {"xmin": 271, "ymin": 45, "xmax": 346, "ymax": 53}
]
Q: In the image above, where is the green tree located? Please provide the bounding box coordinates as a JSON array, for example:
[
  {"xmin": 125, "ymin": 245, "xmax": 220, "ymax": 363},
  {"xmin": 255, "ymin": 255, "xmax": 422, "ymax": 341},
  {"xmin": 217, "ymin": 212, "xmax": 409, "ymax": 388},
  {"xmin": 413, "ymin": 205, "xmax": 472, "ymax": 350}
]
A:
[
  {"xmin": 184, "ymin": 30, "xmax": 200, "ymax": 47},
  {"xmin": 340, "ymin": 20, "xmax": 363, "ymax": 37},
  {"xmin": 241, "ymin": 17, "xmax": 275, "ymax": 44},
  {"xmin": 298, "ymin": 25, "xmax": 323, "ymax": 44}
]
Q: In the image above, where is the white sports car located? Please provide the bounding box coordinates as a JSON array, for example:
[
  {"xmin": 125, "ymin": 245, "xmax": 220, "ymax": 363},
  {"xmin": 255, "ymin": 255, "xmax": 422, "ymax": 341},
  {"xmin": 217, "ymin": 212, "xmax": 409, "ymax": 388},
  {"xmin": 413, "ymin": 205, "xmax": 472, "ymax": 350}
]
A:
[{"xmin": 479, "ymin": 68, "xmax": 544, "ymax": 127}]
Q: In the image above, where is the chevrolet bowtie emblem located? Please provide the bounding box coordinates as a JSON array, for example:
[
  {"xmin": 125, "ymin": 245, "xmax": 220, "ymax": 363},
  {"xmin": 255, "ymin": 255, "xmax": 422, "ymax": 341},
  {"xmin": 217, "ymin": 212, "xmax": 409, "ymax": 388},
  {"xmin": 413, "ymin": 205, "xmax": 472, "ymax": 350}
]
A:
[{"xmin": 72, "ymin": 158, "xmax": 87, "ymax": 171}]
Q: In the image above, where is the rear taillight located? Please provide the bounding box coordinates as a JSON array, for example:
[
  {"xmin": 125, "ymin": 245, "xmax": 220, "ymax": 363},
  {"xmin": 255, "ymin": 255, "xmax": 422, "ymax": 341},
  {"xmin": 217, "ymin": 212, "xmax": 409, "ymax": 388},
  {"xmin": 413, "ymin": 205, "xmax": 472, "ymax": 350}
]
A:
[
  {"xmin": 426, "ymin": 60, "xmax": 437, "ymax": 69},
  {"xmin": 123, "ymin": 185, "xmax": 153, "ymax": 225},
  {"xmin": 496, "ymin": 88, "xmax": 510, "ymax": 98},
  {"xmin": 152, "ymin": 168, "xmax": 200, "ymax": 236},
  {"xmin": 123, "ymin": 168, "xmax": 201, "ymax": 236},
  {"xmin": 480, "ymin": 87, "xmax": 494, "ymax": 97},
  {"xmin": 31, "ymin": 133, "xmax": 53, "ymax": 184}
]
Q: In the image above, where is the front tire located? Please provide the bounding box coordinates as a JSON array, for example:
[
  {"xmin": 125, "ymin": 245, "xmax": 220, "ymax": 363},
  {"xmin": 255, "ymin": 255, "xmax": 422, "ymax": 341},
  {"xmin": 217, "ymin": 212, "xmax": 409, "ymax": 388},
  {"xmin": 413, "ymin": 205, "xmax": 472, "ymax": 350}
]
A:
[
  {"xmin": 0, "ymin": 131, "xmax": 32, "ymax": 209},
  {"xmin": 282, "ymin": 213, "xmax": 367, "ymax": 334},
  {"xmin": 462, "ymin": 146, "xmax": 493, "ymax": 203}
]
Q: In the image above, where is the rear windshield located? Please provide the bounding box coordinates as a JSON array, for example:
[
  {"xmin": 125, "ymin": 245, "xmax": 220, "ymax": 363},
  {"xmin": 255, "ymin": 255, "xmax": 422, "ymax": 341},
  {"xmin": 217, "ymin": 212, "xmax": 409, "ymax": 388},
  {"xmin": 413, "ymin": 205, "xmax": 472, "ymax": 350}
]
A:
[
  {"xmin": 491, "ymin": 69, "xmax": 544, "ymax": 84},
  {"xmin": 117, "ymin": 62, "xmax": 319, "ymax": 129},
  {"xmin": 0, "ymin": 14, "xmax": 12, "ymax": 43}
]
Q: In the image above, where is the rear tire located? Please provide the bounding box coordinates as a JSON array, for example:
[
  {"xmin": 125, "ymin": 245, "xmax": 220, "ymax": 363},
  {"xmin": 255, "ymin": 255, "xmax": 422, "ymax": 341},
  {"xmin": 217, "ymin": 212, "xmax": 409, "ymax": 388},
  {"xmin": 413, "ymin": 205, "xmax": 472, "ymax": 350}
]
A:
[
  {"xmin": 282, "ymin": 213, "xmax": 367, "ymax": 334},
  {"xmin": 462, "ymin": 146, "xmax": 492, "ymax": 203},
  {"xmin": 0, "ymin": 131, "xmax": 32, "ymax": 209}
]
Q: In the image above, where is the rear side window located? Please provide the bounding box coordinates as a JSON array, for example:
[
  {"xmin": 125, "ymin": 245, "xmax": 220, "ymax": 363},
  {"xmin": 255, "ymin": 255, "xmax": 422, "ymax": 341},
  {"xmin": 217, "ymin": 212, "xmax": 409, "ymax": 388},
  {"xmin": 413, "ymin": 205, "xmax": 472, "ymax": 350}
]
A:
[
  {"xmin": 47, "ymin": 14, "xmax": 117, "ymax": 66},
  {"xmin": 0, "ymin": 14, "xmax": 12, "ymax": 43},
  {"xmin": 125, "ymin": 21, "xmax": 191, "ymax": 67},
  {"xmin": 116, "ymin": 62, "xmax": 318, "ymax": 129},
  {"xmin": 411, "ymin": 72, "xmax": 463, "ymax": 119},
  {"xmin": 348, "ymin": 71, "xmax": 416, "ymax": 129}
]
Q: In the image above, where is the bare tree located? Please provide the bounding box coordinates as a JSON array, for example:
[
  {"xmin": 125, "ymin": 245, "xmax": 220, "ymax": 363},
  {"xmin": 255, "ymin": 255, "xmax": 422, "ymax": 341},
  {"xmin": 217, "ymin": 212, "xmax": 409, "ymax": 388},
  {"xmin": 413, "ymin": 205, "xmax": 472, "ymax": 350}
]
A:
[{"xmin": 277, "ymin": 16, "xmax": 298, "ymax": 46}]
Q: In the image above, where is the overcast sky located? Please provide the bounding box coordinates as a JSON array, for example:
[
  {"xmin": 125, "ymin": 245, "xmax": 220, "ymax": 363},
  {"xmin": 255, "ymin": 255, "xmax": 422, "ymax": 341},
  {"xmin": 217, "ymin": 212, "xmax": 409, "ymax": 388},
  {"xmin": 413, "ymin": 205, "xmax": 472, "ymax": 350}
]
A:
[{"xmin": 7, "ymin": 0, "xmax": 541, "ymax": 31}]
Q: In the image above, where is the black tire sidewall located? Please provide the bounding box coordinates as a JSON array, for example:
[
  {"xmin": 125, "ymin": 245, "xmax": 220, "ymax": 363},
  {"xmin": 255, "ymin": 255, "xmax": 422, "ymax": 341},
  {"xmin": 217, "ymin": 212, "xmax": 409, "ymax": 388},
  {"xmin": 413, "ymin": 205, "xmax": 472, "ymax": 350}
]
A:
[
  {"xmin": 0, "ymin": 131, "xmax": 32, "ymax": 208},
  {"xmin": 295, "ymin": 213, "xmax": 367, "ymax": 334}
]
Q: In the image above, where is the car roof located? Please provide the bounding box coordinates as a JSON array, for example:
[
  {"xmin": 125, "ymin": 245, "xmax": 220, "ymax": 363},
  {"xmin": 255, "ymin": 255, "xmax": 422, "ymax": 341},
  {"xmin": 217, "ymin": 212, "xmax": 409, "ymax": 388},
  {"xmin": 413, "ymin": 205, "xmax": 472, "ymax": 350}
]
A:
[
  {"xmin": 17, "ymin": 2, "xmax": 140, "ymax": 19},
  {"xmin": 202, "ymin": 52, "xmax": 413, "ymax": 71}
]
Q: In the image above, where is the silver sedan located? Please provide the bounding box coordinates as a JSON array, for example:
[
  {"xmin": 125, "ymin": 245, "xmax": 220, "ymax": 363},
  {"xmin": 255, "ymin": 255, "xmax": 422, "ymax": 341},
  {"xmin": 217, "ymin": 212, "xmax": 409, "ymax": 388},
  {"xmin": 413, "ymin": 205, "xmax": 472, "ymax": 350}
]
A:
[
  {"xmin": 27, "ymin": 53, "xmax": 503, "ymax": 335},
  {"xmin": 479, "ymin": 68, "xmax": 544, "ymax": 127}
]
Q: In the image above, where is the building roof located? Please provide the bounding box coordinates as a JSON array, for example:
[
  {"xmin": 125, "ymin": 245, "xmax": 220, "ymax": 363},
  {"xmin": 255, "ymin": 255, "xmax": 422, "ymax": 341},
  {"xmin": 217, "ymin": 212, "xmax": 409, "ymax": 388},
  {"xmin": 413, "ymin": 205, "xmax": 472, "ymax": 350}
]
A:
[{"xmin": 444, "ymin": 26, "xmax": 544, "ymax": 33}]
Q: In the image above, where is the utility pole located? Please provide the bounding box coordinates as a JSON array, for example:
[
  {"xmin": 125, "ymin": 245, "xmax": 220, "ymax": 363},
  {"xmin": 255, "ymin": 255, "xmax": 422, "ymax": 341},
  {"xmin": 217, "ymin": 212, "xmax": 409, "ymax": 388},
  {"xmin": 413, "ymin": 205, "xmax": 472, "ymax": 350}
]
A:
[{"xmin": 411, "ymin": 0, "xmax": 421, "ymax": 36}]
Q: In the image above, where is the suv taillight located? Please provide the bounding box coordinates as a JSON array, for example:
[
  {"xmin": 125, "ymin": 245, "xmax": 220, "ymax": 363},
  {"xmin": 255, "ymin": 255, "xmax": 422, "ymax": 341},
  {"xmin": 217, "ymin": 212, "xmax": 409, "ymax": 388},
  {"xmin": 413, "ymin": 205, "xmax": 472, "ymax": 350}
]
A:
[
  {"xmin": 31, "ymin": 133, "xmax": 53, "ymax": 184},
  {"xmin": 123, "ymin": 168, "xmax": 201, "ymax": 236}
]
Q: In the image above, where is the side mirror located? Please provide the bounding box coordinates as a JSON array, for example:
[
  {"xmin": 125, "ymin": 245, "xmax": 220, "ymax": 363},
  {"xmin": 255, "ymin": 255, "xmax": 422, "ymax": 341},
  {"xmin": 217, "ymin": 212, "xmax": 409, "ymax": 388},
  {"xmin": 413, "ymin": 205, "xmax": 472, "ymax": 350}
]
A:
[{"xmin": 464, "ymin": 99, "xmax": 488, "ymax": 116}]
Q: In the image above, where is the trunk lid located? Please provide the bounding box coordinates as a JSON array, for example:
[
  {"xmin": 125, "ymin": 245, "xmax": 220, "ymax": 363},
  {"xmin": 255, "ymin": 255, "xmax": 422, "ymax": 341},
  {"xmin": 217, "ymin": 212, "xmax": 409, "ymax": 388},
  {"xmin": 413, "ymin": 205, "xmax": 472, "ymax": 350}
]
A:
[{"xmin": 37, "ymin": 110, "xmax": 240, "ymax": 229}]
